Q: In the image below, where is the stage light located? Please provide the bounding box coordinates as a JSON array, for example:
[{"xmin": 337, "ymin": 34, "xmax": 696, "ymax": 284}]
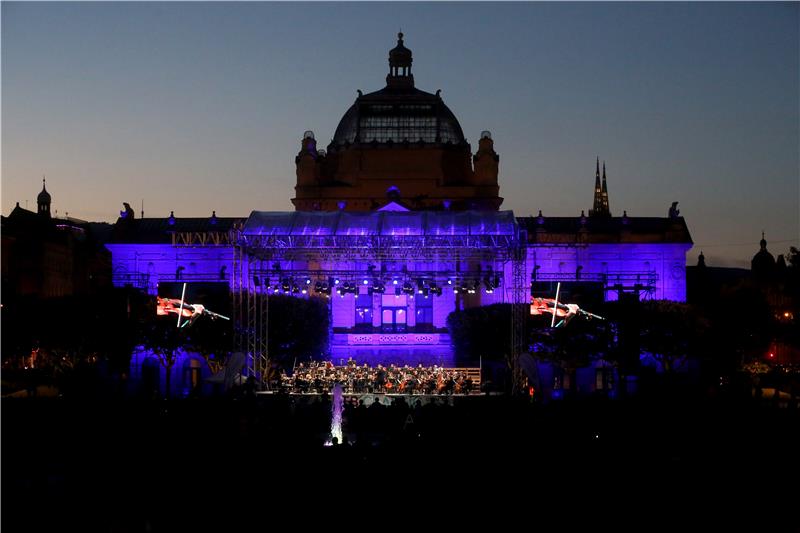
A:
[
  {"xmin": 430, "ymin": 286, "xmax": 442, "ymax": 296},
  {"xmin": 334, "ymin": 278, "xmax": 340, "ymax": 285},
  {"xmin": 447, "ymin": 278, "xmax": 453, "ymax": 285},
  {"xmin": 392, "ymin": 279, "xmax": 399, "ymax": 285},
  {"xmin": 305, "ymin": 278, "xmax": 312, "ymax": 285},
  {"xmin": 363, "ymin": 279, "xmax": 369, "ymax": 285},
  {"xmin": 372, "ymin": 282, "xmax": 385, "ymax": 294},
  {"xmin": 301, "ymin": 287, "xmax": 308, "ymax": 295}
]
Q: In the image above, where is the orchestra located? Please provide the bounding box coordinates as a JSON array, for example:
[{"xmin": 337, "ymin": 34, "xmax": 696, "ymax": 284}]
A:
[{"xmin": 279, "ymin": 361, "xmax": 475, "ymax": 395}]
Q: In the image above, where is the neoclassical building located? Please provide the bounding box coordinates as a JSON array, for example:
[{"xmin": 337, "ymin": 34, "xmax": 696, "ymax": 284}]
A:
[{"xmin": 107, "ymin": 34, "xmax": 691, "ymax": 382}]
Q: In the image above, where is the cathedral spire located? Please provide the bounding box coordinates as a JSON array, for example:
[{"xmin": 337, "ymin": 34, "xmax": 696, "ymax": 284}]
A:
[
  {"xmin": 595, "ymin": 157, "xmax": 601, "ymax": 189},
  {"xmin": 601, "ymin": 161, "xmax": 610, "ymax": 215},
  {"xmin": 590, "ymin": 158, "xmax": 609, "ymax": 217}
]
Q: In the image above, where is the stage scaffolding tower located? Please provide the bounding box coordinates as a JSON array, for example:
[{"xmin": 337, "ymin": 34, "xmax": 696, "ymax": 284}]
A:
[
  {"xmin": 510, "ymin": 242, "xmax": 527, "ymax": 395},
  {"xmin": 232, "ymin": 236, "xmax": 270, "ymax": 389}
]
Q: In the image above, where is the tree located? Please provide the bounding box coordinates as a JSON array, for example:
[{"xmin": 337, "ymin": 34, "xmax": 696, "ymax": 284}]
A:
[
  {"xmin": 447, "ymin": 303, "xmax": 512, "ymax": 365},
  {"xmin": 266, "ymin": 295, "xmax": 329, "ymax": 369},
  {"xmin": 139, "ymin": 298, "xmax": 184, "ymax": 398},
  {"xmin": 636, "ymin": 300, "xmax": 707, "ymax": 373}
]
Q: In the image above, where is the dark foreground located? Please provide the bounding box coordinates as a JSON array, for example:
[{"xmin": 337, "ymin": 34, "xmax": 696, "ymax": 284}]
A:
[{"xmin": 3, "ymin": 391, "xmax": 799, "ymax": 531}]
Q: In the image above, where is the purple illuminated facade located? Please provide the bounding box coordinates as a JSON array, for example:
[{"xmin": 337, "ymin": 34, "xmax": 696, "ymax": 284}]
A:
[{"xmin": 107, "ymin": 208, "xmax": 691, "ymax": 373}]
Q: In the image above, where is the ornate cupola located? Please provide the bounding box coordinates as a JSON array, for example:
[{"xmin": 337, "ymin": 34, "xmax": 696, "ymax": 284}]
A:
[
  {"xmin": 387, "ymin": 32, "xmax": 414, "ymax": 88},
  {"xmin": 37, "ymin": 176, "xmax": 52, "ymax": 218}
]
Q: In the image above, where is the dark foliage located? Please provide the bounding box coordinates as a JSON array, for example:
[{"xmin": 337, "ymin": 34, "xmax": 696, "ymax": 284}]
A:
[
  {"xmin": 267, "ymin": 295, "xmax": 329, "ymax": 369},
  {"xmin": 447, "ymin": 303, "xmax": 513, "ymax": 365}
]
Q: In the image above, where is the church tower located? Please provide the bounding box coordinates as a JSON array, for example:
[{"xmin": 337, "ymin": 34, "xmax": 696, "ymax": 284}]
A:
[
  {"xmin": 589, "ymin": 158, "xmax": 610, "ymax": 217},
  {"xmin": 37, "ymin": 177, "xmax": 52, "ymax": 218}
]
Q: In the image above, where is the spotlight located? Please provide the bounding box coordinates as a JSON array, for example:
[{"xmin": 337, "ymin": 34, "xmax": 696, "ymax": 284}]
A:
[
  {"xmin": 363, "ymin": 279, "xmax": 369, "ymax": 285},
  {"xmin": 392, "ymin": 279, "xmax": 399, "ymax": 285},
  {"xmin": 305, "ymin": 277, "xmax": 312, "ymax": 285},
  {"xmin": 447, "ymin": 278, "xmax": 453, "ymax": 285}
]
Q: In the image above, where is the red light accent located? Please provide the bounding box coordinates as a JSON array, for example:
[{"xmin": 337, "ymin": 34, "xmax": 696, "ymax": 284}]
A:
[{"xmin": 769, "ymin": 353, "xmax": 774, "ymax": 358}]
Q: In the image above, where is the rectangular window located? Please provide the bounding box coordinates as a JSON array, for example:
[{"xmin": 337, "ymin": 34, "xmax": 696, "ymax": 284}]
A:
[
  {"xmin": 355, "ymin": 294, "xmax": 372, "ymax": 330},
  {"xmin": 415, "ymin": 293, "xmax": 433, "ymax": 329}
]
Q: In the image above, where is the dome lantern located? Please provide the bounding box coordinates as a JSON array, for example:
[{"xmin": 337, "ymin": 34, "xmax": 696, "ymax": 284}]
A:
[{"xmin": 387, "ymin": 32, "xmax": 414, "ymax": 88}]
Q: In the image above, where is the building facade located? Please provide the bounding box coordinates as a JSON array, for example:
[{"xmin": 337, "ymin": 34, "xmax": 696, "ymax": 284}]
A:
[{"xmin": 106, "ymin": 34, "xmax": 692, "ymax": 377}]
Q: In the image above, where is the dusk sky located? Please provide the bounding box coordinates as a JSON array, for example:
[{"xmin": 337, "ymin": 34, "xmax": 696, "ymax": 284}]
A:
[{"xmin": 2, "ymin": 2, "xmax": 797, "ymax": 268}]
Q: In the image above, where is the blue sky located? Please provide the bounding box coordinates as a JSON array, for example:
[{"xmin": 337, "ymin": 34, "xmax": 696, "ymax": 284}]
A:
[{"xmin": 2, "ymin": 2, "xmax": 798, "ymax": 267}]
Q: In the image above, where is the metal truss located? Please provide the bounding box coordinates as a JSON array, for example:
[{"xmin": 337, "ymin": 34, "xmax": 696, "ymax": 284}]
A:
[
  {"xmin": 510, "ymin": 245, "xmax": 527, "ymax": 395},
  {"xmin": 238, "ymin": 234, "xmax": 518, "ymax": 263}
]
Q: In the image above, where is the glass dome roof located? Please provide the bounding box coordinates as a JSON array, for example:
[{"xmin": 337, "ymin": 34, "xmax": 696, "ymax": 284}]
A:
[{"xmin": 331, "ymin": 87, "xmax": 466, "ymax": 147}]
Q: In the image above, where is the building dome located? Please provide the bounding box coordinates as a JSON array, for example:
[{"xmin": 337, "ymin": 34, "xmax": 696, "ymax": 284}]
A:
[
  {"xmin": 331, "ymin": 90, "xmax": 466, "ymax": 148},
  {"xmin": 37, "ymin": 182, "xmax": 51, "ymax": 204},
  {"xmin": 294, "ymin": 33, "xmax": 501, "ymax": 213},
  {"xmin": 329, "ymin": 33, "xmax": 466, "ymax": 149},
  {"xmin": 751, "ymin": 233, "xmax": 776, "ymax": 278},
  {"xmin": 37, "ymin": 177, "xmax": 52, "ymax": 217}
]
